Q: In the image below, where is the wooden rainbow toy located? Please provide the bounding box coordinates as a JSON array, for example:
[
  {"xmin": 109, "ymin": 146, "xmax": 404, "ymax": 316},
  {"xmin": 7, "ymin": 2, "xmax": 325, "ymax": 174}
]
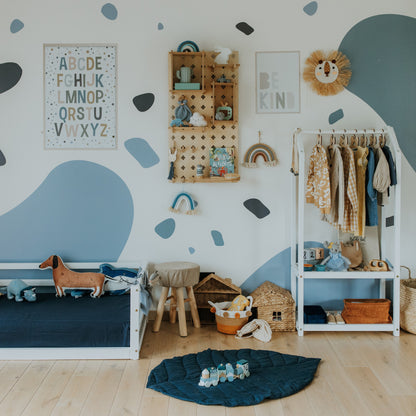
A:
[
  {"xmin": 242, "ymin": 142, "xmax": 278, "ymax": 168},
  {"xmin": 169, "ymin": 192, "xmax": 197, "ymax": 215}
]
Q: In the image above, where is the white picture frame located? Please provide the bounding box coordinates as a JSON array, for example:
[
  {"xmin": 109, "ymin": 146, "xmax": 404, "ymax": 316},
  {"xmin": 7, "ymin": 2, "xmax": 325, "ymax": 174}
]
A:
[
  {"xmin": 255, "ymin": 51, "xmax": 300, "ymax": 114},
  {"xmin": 44, "ymin": 44, "xmax": 117, "ymax": 149}
]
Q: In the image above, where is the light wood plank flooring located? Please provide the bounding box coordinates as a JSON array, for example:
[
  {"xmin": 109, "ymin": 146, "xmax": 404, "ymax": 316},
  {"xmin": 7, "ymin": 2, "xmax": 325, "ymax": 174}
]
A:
[{"xmin": 1, "ymin": 323, "xmax": 416, "ymax": 416}]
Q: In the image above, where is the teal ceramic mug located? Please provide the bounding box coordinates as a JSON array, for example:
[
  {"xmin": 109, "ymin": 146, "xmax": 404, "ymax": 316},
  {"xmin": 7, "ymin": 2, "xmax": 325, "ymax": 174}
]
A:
[{"xmin": 176, "ymin": 67, "xmax": 192, "ymax": 83}]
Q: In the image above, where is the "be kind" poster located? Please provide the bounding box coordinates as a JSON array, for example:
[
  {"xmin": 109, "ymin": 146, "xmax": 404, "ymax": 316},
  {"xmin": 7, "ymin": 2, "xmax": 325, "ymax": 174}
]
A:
[
  {"xmin": 44, "ymin": 44, "xmax": 117, "ymax": 149},
  {"xmin": 256, "ymin": 51, "xmax": 300, "ymax": 114}
]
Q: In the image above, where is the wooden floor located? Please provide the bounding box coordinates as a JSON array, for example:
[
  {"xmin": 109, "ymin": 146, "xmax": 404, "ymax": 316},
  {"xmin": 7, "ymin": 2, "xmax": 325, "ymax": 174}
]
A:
[{"xmin": 1, "ymin": 323, "xmax": 416, "ymax": 416}]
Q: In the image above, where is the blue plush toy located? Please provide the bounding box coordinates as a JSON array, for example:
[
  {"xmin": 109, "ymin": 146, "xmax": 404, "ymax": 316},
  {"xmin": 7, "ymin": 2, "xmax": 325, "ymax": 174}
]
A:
[
  {"xmin": 170, "ymin": 118, "xmax": 185, "ymax": 127},
  {"xmin": 7, "ymin": 279, "xmax": 37, "ymax": 302},
  {"xmin": 321, "ymin": 241, "xmax": 351, "ymax": 271}
]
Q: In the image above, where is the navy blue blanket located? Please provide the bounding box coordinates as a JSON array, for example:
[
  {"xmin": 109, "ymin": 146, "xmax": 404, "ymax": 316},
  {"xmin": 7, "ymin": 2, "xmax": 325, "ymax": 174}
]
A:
[
  {"xmin": 147, "ymin": 348, "xmax": 320, "ymax": 407},
  {"xmin": 0, "ymin": 293, "xmax": 130, "ymax": 347}
]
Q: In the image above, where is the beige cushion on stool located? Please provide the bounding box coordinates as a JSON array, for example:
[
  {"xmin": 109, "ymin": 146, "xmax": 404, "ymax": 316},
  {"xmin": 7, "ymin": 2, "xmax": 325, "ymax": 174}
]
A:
[
  {"xmin": 153, "ymin": 262, "xmax": 201, "ymax": 337},
  {"xmin": 155, "ymin": 261, "xmax": 200, "ymax": 287}
]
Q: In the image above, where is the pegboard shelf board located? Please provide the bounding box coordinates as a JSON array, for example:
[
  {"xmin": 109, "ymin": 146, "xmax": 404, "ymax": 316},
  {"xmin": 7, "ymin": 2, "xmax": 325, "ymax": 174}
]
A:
[
  {"xmin": 213, "ymin": 82, "xmax": 235, "ymax": 86},
  {"xmin": 168, "ymin": 50, "xmax": 239, "ymax": 183},
  {"xmin": 209, "ymin": 63, "xmax": 240, "ymax": 69},
  {"xmin": 171, "ymin": 51, "xmax": 205, "ymax": 56},
  {"xmin": 170, "ymin": 126, "xmax": 209, "ymax": 132},
  {"xmin": 170, "ymin": 89, "xmax": 207, "ymax": 94},
  {"xmin": 170, "ymin": 176, "xmax": 240, "ymax": 183}
]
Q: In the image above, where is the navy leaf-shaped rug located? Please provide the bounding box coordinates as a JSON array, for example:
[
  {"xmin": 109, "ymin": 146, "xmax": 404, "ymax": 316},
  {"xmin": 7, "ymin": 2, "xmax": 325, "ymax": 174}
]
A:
[{"xmin": 147, "ymin": 348, "xmax": 320, "ymax": 407}]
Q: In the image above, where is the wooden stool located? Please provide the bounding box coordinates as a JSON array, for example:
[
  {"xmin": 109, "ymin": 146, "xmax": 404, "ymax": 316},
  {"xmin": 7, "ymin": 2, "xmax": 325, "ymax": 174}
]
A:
[{"xmin": 152, "ymin": 262, "xmax": 201, "ymax": 337}]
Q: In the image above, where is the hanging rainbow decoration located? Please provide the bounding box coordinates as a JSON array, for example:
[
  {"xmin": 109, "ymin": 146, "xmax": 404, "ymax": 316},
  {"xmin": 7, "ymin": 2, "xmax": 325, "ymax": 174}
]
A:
[
  {"xmin": 242, "ymin": 143, "xmax": 278, "ymax": 168},
  {"xmin": 169, "ymin": 192, "xmax": 197, "ymax": 215}
]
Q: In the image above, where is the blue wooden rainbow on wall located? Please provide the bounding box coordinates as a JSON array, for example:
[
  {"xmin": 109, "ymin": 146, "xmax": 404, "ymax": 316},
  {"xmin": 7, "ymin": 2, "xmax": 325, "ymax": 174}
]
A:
[
  {"xmin": 169, "ymin": 192, "xmax": 197, "ymax": 215},
  {"xmin": 242, "ymin": 142, "xmax": 278, "ymax": 168}
]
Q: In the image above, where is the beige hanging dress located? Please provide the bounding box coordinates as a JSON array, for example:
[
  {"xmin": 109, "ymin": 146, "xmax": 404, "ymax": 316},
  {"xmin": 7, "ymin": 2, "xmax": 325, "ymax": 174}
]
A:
[
  {"xmin": 323, "ymin": 144, "xmax": 344, "ymax": 228},
  {"xmin": 340, "ymin": 145, "xmax": 358, "ymax": 234},
  {"xmin": 354, "ymin": 146, "xmax": 369, "ymax": 237},
  {"xmin": 373, "ymin": 146, "xmax": 391, "ymax": 206},
  {"xmin": 305, "ymin": 144, "xmax": 331, "ymax": 215}
]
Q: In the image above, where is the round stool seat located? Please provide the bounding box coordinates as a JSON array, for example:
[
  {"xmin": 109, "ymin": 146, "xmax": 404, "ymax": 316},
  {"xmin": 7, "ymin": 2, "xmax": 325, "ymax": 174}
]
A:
[{"xmin": 155, "ymin": 261, "xmax": 200, "ymax": 288}]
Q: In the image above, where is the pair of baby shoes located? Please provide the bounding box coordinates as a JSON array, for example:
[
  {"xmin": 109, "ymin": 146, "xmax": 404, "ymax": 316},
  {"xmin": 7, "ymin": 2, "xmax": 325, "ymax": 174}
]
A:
[{"xmin": 327, "ymin": 311, "xmax": 345, "ymax": 324}]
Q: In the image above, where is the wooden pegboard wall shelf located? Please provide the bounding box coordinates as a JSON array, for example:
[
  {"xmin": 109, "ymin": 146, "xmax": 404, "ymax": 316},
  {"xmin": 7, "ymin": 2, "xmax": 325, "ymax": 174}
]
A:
[{"xmin": 168, "ymin": 50, "xmax": 239, "ymax": 183}]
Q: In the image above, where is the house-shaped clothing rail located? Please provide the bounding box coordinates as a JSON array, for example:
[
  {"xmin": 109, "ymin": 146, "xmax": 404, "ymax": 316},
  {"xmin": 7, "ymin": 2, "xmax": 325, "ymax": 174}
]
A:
[{"xmin": 290, "ymin": 126, "xmax": 401, "ymax": 336}]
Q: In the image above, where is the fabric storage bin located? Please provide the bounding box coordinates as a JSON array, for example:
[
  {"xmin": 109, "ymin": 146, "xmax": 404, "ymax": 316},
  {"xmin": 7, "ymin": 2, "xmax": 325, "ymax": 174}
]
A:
[
  {"xmin": 304, "ymin": 305, "xmax": 327, "ymax": 323},
  {"xmin": 341, "ymin": 299, "xmax": 391, "ymax": 324}
]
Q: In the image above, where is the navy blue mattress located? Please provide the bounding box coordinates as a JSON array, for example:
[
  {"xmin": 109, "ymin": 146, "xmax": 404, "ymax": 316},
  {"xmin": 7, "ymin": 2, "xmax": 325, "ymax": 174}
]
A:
[{"xmin": 0, "ymin": 293, "xmax": 130, "ymax": 347}]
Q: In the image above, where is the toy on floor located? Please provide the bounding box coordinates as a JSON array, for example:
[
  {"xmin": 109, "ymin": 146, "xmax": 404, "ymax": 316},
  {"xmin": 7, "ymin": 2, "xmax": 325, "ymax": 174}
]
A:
[
  {"xmin": 7, "ymin": 279, "xmax": 36, "ymax": 302},
  {"xmin": 39, "ymin": 255, "xmax": 105, "ymax": 298},
  {"xmin": 227, "ymin": 294, "xmax": 250, "ymax": 311},
  {"xmin": 364, "ymin": 259, "xmax": 390, "ymax": 272},
  {"xmin": 199, "ymin": 360, "xmax": 250, "ymax": 387},
  {"xmin": 321, "ymin": 242, "xmax": 350, "ymax": 271}
]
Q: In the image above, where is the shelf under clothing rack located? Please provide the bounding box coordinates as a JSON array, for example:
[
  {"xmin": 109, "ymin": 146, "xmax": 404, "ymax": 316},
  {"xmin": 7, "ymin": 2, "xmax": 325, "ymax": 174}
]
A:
[{"xmin": 291, "ymin": 126, "xmax": 401, "ymax": 336}]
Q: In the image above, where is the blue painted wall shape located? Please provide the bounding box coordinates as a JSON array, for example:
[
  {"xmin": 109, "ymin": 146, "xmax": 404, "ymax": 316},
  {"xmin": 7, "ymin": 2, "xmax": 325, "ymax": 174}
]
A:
[
  {"xmin": 0, "ymin": 161, "xmax": 133, "ymax": 264},
  {"xmin": 101, "ymin": 3, "xmax": 118, "ymax": 20},
  {"xmin": 328, "ymin": 109, "xmax": 344, "ymax": 125},
  {"xmin": 10, "ymin": 19, "xmax": 24, "ymax": 33},
  {"xmin": 241, "ymin": 242, "xmax": 378, "ymax": 310},
  {"xmin": 125, "ymin": 138, "xmax": 160, "ymax": 168},
  {"xmin": 339, "ymin": 14, "xmax": 416, "ymax": 171},
  {"xmin": 155, "ymin": 218, "xmax": 176, "ymax": 239},
  {"xmin": 0, "ymin": 62, "xmax": 22, "ymax": 94}
]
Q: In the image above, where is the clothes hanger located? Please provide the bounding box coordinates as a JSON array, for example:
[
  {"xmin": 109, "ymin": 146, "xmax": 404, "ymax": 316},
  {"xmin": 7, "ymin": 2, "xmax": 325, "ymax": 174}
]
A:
[
  {"xmin": 349, "ymin": 130, "xmax": 358, "ymax": 150},
  {"xmin": 327, "ymin": 130, "xmax": 336, "ymax": 153},
  {"xmin": 316, "ymin": 129, "xmax": 322, "ymax": 146},
  {"xmin": 361, "ymin": 129, "xmax": 367, "ymax": 147},
  {"xmin": 379, "ymin": 129, "xmax": 386, "ymax": 147}
]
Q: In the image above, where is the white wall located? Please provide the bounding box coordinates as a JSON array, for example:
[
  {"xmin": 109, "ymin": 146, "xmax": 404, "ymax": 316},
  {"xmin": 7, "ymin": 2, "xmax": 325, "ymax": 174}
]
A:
[{"xmin": 1, "ymin": 0, "xmax": 415, "ymax": 283}]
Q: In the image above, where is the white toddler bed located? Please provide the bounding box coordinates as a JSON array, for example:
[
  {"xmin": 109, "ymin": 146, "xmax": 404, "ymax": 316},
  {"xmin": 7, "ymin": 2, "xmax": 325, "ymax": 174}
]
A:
[{"xmin": 0, "ymin": 262, "xmax": 149, "ymax": 360}]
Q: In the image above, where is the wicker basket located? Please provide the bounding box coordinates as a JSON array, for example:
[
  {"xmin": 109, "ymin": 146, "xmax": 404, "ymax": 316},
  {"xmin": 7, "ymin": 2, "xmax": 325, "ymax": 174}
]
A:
[
  {"xmin": 400, "ymin": 266, "xmax": 416, "ymax": 334},
  {"xmin": 215, "ymin": 315, "xmax": 250, "ymax": 335},
  {"xmin": 209, "ymin": 298, "xmax": 253, "ymax": 335},
  {"xmin": 341, "ymin": 299, "xmax": 392, "ymax": 324}
]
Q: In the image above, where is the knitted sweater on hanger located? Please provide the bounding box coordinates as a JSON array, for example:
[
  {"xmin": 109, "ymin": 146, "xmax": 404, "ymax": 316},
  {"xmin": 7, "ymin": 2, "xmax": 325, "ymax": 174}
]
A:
[
  {"xmin": 340, "ymin": 145, "xmax": 358, "ymax": 234},
  {"xmin": 305, "ymin": 144, "xmax": 331, "ymax": 215},
  {"xmin": 354, "ymin": 146, "xmax": 369, "ymax": 237},
  {"xmin": 322, "ymin": 144, "xmax": 344, "ymax": 228}
]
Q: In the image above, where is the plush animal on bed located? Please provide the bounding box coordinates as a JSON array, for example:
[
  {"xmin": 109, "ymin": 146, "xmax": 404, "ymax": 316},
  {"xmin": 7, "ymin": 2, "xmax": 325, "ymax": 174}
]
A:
[
  {"xmin": 39, "ymin": 255, "xmax": 105, "ymax": 298},
  {"xmin": 7, "ymin": 279, "xmax": 37, "ymax": 302}
]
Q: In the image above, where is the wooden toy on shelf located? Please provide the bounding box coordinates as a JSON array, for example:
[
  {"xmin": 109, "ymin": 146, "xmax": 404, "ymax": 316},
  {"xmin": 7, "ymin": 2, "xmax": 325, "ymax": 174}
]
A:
[{"xmin": 364, "ymin": 259, "xmax": 390, "ymax": 272}]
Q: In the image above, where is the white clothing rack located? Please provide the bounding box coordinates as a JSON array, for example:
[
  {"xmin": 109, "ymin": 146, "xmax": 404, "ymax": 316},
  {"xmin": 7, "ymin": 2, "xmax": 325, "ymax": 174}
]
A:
[{"xmin": 291, "ymin": 126, "xmax": 401, "ymax": 336}]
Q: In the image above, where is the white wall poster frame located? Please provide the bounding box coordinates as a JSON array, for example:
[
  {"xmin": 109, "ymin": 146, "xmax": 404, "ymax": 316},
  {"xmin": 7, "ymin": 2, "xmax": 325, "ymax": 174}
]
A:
[
  {"xmin": 44, "ymin": 44, "xmax": 117, "ymax": 149},
  {"xmin": 255, "ymin": 51, "xmax": 300, "ymax": 114}
]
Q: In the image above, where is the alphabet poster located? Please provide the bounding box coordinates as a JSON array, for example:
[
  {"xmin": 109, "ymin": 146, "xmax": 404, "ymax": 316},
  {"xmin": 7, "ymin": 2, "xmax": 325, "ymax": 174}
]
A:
[
  {"xmin": 44, "ymin": 44, "xmax": 117, "ymax": 149},
  {"xmin": 256, "ymin": 51, "xmax": 300, "ymax": 113}
]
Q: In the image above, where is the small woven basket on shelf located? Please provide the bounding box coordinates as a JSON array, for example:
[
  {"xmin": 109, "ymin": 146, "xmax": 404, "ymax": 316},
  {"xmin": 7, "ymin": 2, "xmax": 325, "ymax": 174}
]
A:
[
  {"xmin": 400, "ymin": 266, "xmax": 416, "ymax": 334},
  {"xmin": 341, "ymin": 299, "xmax": 391, "ymax": 324}
]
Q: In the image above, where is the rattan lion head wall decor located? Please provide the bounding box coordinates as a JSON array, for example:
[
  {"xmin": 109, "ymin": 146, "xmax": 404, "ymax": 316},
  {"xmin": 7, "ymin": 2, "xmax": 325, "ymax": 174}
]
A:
[{"xmin": 303, "ymin": 50, "xmax": 351, "ymax": 96}]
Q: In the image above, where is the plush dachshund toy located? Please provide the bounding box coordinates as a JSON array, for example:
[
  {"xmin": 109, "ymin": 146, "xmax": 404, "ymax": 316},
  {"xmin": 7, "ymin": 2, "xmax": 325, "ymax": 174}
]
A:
[{"xmin": 39, "ymin": 255, "xmax": 105, "ymax": 298}]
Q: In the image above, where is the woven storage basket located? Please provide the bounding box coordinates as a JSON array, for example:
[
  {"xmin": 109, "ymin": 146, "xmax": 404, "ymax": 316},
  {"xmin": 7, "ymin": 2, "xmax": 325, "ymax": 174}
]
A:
[
  {"xmin": 400, "ymin": 266, "xmax": 416, "ymax": 334},
  {"xmin": 341, "ymin": 299, "xmax": 391, "ymax": 324},
  {"xmin": 209, "ymin": 298, "xmax": 253, "ymax": 335},
  {"xmin": 250, "ymin": 281, "xmax": 296, "ymax": 332}
]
